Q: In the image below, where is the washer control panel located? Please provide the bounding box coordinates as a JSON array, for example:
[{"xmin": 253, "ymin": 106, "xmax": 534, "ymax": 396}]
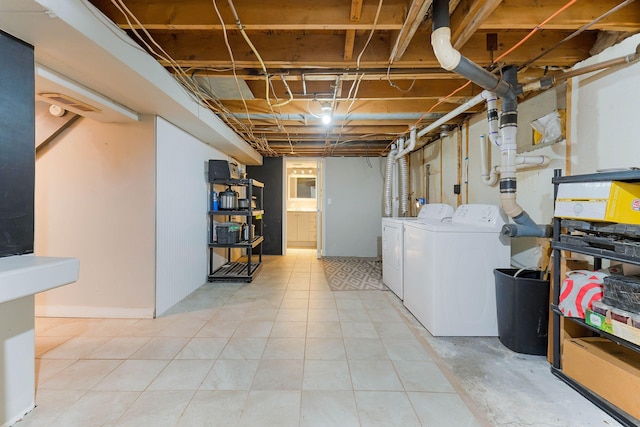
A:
[
  {"xmin": 417, "ymin": 203, "xmax": 454, "ymax": 220},
  {"xmin": 452, "ymin": 204, "xmax": 507, "ymax": 229}
]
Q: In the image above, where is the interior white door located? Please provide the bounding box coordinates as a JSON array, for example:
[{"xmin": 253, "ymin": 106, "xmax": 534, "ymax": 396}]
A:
[{"xmin": 316, "ymin": 159, "xmax": 323, "ymax": 258}]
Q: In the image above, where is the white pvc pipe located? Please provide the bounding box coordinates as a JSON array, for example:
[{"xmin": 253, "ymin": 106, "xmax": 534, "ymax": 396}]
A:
[
  {"xmin": 485, "ymin": 92, "xmax": 500, "ymax": 146},
  {"xmin": 514, "ymin": 155, "xmax": 550, "ymax": 166},
  {"xmin": 417, "ymin": 92, "xmax": 484, "ymax": 139},
  {"xmin": 395, "ymin": 127, "xmax": 416, "ymax": 160},
  {"xmin": 481, "ymin": 114, "xmax": 550, "ymax": 187},
  {"xmin": 498, "ymin": 125, "xmax": 522, "ymax": 218},
  {"xmin": 480, "ymin": 135, "xmax": 499, "ymax": 186},
  {"xmin": 431, "ymin": 27, "xmax": 461, "ymax": 71},
  {"xmin": 415, "ymin": 90, "xmax": 497, "ymax": 145}
]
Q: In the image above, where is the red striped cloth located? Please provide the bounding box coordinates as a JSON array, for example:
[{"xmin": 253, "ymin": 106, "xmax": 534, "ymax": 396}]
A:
[{"xmin": 559, "ymin": 270, "xmax": 608, "ymax": 319}]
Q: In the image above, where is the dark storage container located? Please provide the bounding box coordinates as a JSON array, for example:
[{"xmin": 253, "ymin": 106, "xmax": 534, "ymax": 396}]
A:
[
  {"xmin": 603, "ymin": 274, "xmax": 640, "ymax": 314},
  {"xmin": 208, "ymin": 160, "xmax": 239, "ymax": 181},
  {"xmin": 494, "ymin": 268, "xmax": 550, "ymax": 356},
  {"xmin": 216, "ymin": 222, "xmax": 241, "ymax": 244}
]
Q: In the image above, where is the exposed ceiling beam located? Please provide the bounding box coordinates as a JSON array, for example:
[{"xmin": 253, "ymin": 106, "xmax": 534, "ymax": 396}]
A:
[
  {"xmin": 344, "ymin": 30, "xmax": 356, "ymax": 61},
  {"xmin": 344, "ymin": 0, "xmax": 364, "ymax": 62},
  {"xmin": 480, "ymin": 0, "xmax": 640, "ymax": 32},
  {"xmin": 245, "ymin": 125, "xmax": 410, "ymax": 134},
  {"xmin": 151, "ymin": 30, "xmax": 596, "ymax": 69},
  {"xmin": 244, "ymin": 78, "xmax": 476, "ymax": 99},
  {"xmin": 91, "ymin": 0, "xmax": 406, "ymax": 30},
  {"xmin": 188, "ymin": 69, "xmax": 463, "ymax": 81},
  {"xmin": 389, "ymin": 0, "xmax": 433, "ymax": 62},
  {"xmin": 84, "ymin": 0, "xmax": 640, "ymax": 157},
  {"xmin": 350, "ymin": 0, "xmax": 364, "ymax": 21},
  {"xmin": 220, "ymin": 98, "xmax": 482, "ymax": 115},
  {"xmin": 450, "ymin": 0, "xmax": 502, "ymax": 49}
]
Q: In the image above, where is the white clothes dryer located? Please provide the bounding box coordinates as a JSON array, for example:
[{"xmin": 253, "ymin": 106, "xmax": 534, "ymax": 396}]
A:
[
  {"xmin": 403, "ymin": 204, "xmax": 511, "ymax": 336},
  {"xmin": 381, "ymin": 204, "xmax": 453, "ymax": 300}
]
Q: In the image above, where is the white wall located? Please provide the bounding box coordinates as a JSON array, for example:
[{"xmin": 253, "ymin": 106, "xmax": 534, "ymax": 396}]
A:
[
  {"xmin": 155, "ymin": 118, "xmax": 228, "ymax": 316},
  {"xmin": 324, "ymin": 157, "xmax": 384, "ymax": 257},
  {"xmin": 407, "ymin": 34, "xmax": 640, "ymax": 265},
  {"xmin": 35, "ymin": 116, "xmax": 156, "ymax": 318},
  {"xmin": 464, "ymin": 113, "xmax": 566, "ymax": 224},
  {"xmin": 570, "ymin": 35, "xmax": 640, "ymax": 174},
  {"xmin": 440, "ymin": 133, "xmax": 459, "ymax": 207},
  {"xmin": 409, "ymin": 140, "xmax": 444, "ymax": 214}
]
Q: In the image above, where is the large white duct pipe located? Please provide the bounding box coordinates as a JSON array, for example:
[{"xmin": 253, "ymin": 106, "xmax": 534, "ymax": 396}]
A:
[
  {"xmin": 391, "ymin": 132, "xmax": 412, "ymax": 216},
  {"xmin": 431, "ymin": 0, "xmax": 549, "ymax": 238},
  {"xmin": 398, "ymin": 155, "xmax": 409, "ymax": 216},
  {"xmin": 384, "ymin": 144, "xmax": 397, "ymax": 216},
  {"xmin": 395, "ymin": 137, "xmax": 410, "ymax": 216}
]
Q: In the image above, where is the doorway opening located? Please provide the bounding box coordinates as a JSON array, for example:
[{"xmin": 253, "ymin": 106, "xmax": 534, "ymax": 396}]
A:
[{"xmin": 285, "ymin": 159, "xmax": 323, "ymax": 255}]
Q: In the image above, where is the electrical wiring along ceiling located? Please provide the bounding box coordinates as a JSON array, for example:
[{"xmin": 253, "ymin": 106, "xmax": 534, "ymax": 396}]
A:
[{"xmin": 88, "ymin": 0, "xmax": 640, "ymax": 157}]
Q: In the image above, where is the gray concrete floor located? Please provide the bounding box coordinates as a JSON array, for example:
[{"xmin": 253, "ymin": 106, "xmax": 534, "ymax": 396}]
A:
[{"xmin": 395, "ymin": 300, "xmax": 624, "ymax": 427}]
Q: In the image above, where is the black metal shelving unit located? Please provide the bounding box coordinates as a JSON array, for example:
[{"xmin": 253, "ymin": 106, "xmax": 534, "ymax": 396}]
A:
[
  {"xmin": 208, "ymin": 178, "xmax": 264, "ymax": 282},
  {"xmin": 551, "ymin": 169, "xmax": 640, "ymax": 427}
]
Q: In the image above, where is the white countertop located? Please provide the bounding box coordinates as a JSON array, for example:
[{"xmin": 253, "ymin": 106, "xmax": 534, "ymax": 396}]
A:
[
  {"xmin": 0, "ymin": 255, "xmax": 80, "ymax": 304},
  {"xmin": 287, "ymin": 209, "xmax": 316, "ymax": 212}
]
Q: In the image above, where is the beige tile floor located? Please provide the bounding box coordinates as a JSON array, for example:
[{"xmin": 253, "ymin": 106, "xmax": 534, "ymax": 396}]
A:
[{"xmin": 16, "ymin": 248, "xmax": 619, "ymax": 427}]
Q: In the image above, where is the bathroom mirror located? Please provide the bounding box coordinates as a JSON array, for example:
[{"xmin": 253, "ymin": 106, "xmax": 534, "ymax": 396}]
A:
[{"xmin": 289, "ymin": 176, "xmax": 316, "ymax": 199}]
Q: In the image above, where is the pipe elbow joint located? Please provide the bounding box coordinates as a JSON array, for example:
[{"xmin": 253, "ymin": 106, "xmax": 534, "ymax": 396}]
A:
[
  {"xmin": 501, "ymin": 212, "xmax": 552, "ymax": 238},
  {"xmin": 431, "ymin": 27, "xmax": 461, "ymax": 71}
]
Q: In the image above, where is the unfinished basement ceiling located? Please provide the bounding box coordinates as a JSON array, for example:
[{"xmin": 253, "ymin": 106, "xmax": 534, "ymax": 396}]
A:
[{"xmin": 88, "ymin": 0, "xmax": 639, "ymax": 157}]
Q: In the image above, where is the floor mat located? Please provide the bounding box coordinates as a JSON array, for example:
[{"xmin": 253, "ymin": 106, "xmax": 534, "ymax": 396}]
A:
[{"xmin": 322, "ymin": 256, "xmax": 388, "ymax": 291}]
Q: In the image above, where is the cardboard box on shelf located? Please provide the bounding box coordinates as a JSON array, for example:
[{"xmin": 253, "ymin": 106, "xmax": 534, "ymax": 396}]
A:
[
  {"xmin": 555, "ymin": 181, "xmax": 640, "ymax": 224},
  {"xmin": 547, "ymin": 258, "xmax": 593, "ymax": 364},
  {"xmin": 585, "ymin": 309, "xmax": 640, "ymax": 346},
  {"xmin": 562, "ymin": 337, "xmax": 640, "ymax": 420}
]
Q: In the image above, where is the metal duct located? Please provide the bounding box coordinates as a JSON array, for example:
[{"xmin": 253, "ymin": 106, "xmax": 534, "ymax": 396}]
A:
[
  {"xmin": 398, "ymin": 155, "xmax": 409, "ymax": 216},
  {"xmin": 384, "ymin": 144, "xmax": 397, "ymax": 216}
]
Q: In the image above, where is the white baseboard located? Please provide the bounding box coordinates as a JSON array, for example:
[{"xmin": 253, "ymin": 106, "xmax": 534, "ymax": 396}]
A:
[
  {"xmin": 2, "ymin": 403, "xmax": 34, "ymax": 427},
  {"xmin": 35, "ymin": 304, "xmax": 155, "ymax": 319}
]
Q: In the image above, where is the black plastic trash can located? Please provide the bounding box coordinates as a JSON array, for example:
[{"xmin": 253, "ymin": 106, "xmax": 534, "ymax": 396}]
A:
[{"xmin": 494, "ymin": 268, "xmax": 550, "ymax": 356}]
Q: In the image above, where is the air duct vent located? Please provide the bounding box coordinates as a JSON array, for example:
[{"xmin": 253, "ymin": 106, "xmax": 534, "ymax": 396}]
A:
[{"xmin": 38, "ymin": 93, "xmax": 101, "ymax": 112}]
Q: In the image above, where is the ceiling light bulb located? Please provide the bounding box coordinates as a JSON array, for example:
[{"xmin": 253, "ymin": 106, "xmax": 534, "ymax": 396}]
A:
[{"xmin": 320, "ymin": 101, "xmax": 332, "ymax": 125}]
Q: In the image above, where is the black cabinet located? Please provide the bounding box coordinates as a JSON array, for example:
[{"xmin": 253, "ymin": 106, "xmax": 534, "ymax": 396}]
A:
[
  {"xmin": 550, "ymin": 169, "xmax": 640, "ymax": 427},
  {"xmin": 0, "ymin": 31, "xmax": 35, "ymax": 257},
  {"xmin": 208, "ymin": 178, "xmax": 264, "ymax": 282}
]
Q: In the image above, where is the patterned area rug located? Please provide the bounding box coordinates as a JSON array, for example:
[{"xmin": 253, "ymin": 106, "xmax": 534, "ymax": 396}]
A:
[{"xmin": 322, "ymin": 257, "xmax": 388, "ymax": 291}]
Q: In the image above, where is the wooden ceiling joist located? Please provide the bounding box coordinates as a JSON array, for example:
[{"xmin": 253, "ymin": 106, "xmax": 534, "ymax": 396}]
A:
[
  {"xmin": 151, "ymin": 30, "xmax": 597, "ymax": 69},
  {"xmin": 450, "ymin": 0, "xmax": 502, "ymax": 49},
  {"xmin": 389, "ymin": 0, "xmax": 433, "ymax": 63},
  {"xmin": 86, "ymin": 0, "xmax": 640, "ymax": 156}
]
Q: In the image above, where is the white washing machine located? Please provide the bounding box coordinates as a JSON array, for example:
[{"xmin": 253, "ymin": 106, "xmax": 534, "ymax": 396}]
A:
[
  {"xmin": 382, "ymin": 204, "xmax": 453, "ymax": 300},
  {"xmin": 403, "ymin": 204, "xmax": 511, "ymax": 336}
]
